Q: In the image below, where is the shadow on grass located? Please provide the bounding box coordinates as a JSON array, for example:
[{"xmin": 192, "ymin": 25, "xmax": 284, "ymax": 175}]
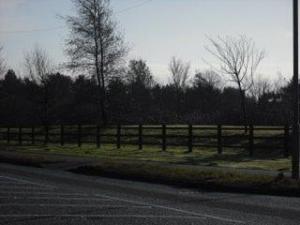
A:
[
  {"xmin": 176, "ymin": 147, "xmax": 289, "ymax": 171},
  {"xmin": 0, "ymin": 141, "xmax": 290, "ymax": 171}
]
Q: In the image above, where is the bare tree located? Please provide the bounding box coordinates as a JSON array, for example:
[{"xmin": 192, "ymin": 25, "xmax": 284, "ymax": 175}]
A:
[
  {"xmin": 169, "ymin": 57, "xmax": 190, "ymax": 120},
  {"xmin": 193, "ymin": 70, "xmax": 223, "ymax": 90},
  {"xmin": 0, "ymin": 46, "xmax": 6, "ymax": 78},
  {"xmin": 206, "ymin": 35, "xmax": 265, "ymax": 131},
  {"xmin": 272, "ymin": 72, "xmax": 288, "ymax": 94},
  {"xmin": 250, "ymin": 76, "xmax": 272, "ymax": 101},
  {"xmin": 169, "ymin": 57, "xmax": 190, "ymax": 90},
  {"xmin": 24, "ymin": 45, "xmax": 52, "ymax": 84},
  {"xmin": 24, "ymin": 45, "xmax": 53, "ymax": 126},
  {"xmin": 65, "ymin": 0, "xmax": 128, "ymax": 125}
]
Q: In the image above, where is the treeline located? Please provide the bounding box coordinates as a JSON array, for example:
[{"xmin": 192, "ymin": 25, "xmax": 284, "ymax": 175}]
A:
[
  {"xmin": 0, "ymin": 61, "xmax": 293, "ymax": 126},
  {"xmin": 0, "ymin": 0, "xmax": 294, "ymax": 127}
]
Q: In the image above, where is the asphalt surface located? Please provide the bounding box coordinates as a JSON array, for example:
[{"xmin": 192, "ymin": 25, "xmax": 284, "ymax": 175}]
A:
[{"xmin": 0, "ymin": 163, "xmax": 299, "ymax": 225}]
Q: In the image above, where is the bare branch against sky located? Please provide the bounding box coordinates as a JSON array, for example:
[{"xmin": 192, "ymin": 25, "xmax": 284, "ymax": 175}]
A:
[
  {"xmin": 24, "ymin": 45, "xmax": 53, "ymax": 84},
  {"xmin": 65, "ymin": 0, "xmax": 128, "ymax": 125},
  {"xmin": 206, "ymin": 35, "xmax": 265, "ymax": 131},
  {"xmin": 0, "ymin": 45, "xmax": 6, "ymax": 77},
  {"xmin": 0, "ymin": 0, "xmax": 293, "ymax": 83}
]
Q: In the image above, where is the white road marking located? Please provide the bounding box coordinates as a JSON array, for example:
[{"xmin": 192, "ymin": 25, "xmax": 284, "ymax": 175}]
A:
[
  {"xmin": 0, "ymin": 191, "xmax": 94, "ymax": 196},
  {"xmin": 0, "ymin": 215, "xmax": 204, "ymax": 219},
  {"xmin": 0, "ymin": 183, "xmax": 53, "ymax": 187},
  {"xmin": 0, "ymin": 181, "xmax": 21, "ymax": 184},
  {"xmin": 0, "ymin": 176, "xmax": 55, "ymax": 189},
  {"xmin": 0, "ymin": 174, "xmax": 244, "ymax": 224},
  {"xmin": 0, "ymin": 183, "xmax": 38, "ymax": 187},
  {"xmin": 0, "ymin": 204, "xmax": 152, "ymax": 208},
  {"xmin": 98, "ymin": 194, "xmax": 246, "ymax": 224},
  {"xmin": 0, "ymin": 187, "xmax": 53, "ymax": 192},
  {"xmin": 0, "ymin": 196, "xmax": 113, "ymax": 201}
]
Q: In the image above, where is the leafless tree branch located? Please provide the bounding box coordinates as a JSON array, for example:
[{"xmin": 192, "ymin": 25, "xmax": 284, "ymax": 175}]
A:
[{"xmin": 205, "ymin": 35, "xmax": 265, "ymax": 130}]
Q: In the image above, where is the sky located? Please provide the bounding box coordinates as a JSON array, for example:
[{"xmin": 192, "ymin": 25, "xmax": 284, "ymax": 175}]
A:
[{"xmin": 0, "ymin": 0, "xmax": 294, "ymax": 84}]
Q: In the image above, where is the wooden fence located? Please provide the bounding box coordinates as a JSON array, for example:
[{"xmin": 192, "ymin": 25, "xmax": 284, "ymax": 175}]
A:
[{"xmin": 0, "ymin": 124, "xmax": 291, "ymax": 157}]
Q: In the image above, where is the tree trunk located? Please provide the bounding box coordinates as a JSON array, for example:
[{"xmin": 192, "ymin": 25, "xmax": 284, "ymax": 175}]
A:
[
  {"xmin": 176, "ymin": 88, "xmax": 180, "ymax": 121},
  {"xmin": 99, "ymin": 85, "xmax": 107, "ymax": 126},
  {"xmin": 92, "ymin": 4, "xmax": 107, "ymax": 127},
  {"xmin": 94, "ymin": 52, "xmax": 108, "ymax": 127},
  {"xmin": 99, "ymin": 44, "xmax": 108, "ymax": 127},
  {"xmin": 238, "ymin": 82, "xmax": 248, "ymax": 133},
  {"xmin": 94, "ymin": 56, "xmax": 103, "ymax": 126},
  {"xmin": 43, "ymin": 83, "xmax": 49, "ymax": 127}
]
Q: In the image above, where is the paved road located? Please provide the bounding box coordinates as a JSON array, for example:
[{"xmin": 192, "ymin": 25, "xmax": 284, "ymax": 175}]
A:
[{"xmin": 0, "ymin": 163, "xmax": 299, "ymax": 225}]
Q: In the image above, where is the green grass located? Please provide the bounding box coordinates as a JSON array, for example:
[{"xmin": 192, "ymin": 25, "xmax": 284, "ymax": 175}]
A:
[
  {"xmin": 0, "ymin": 124, "xmax": 296, "ymax": 197},
  {"xmin": 0, "ymin": 124, "xmax": 291, "ymax": 172},
  {"xmin": 0, "ymin": 148, "xmax": 298, "ymax": 197},
  {"xmin": 69, "ymin": 160, "xmax": 300, "ymax": 197},
  {"xmin": 0, "ymin": 142, "xmax": 291, "ymax": 172}
]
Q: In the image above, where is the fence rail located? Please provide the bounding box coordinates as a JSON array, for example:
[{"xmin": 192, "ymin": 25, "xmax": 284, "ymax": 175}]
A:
[{"xmin": 0, "ymin": 124, "xmax": 291, "ymax": 157}]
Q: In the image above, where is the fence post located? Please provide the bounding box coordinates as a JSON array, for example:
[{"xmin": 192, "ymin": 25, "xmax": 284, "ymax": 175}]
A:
[
  {"xmin": 44, "ymin": 125, "xmax": 49, "ymax": 145},
  {"xmin": 60, "ymin": 125, "xmax": 64, "ymax": 146},
  {"xmin": 117, "ymin": 124, "xmax": 121, "ymax": 149},
  {"xmin": 162, "ymin": 124, "xmax": 166, "ymax": 151},
  {"xmin": 18, "ymin": 126, "xmax": 22, "ymax": 145},
  {"xmin": 284, "ymin": 125, "xmax": 290, "ymax": 157},
  {"xmin": 249, "ymin": 124, "xmax": 254, "ymax": 156},
  {"xmin": 138, "ymin": 124, "xmax": 143, "ymax": 150},
  {"xmin": 217, "ymin": 124, "xmax": 222, "ymax": 154},
  {"xmin": 188, "ymin": 124, "xmax": 193, "ymax": 153},
  {"xmin": 78, "ymin": 124, "xmax": 82, "ymax": 147},
  {"xmin": 96, "ymin": 125, "xmax": 100, "ymax": 148},
  {"xmin": 7, "ymin": 127, "xmax": 10, "ymax": 144},
  {"xmin": 31, "ymin": 126, "xmax": 35, "ymax": 145}
]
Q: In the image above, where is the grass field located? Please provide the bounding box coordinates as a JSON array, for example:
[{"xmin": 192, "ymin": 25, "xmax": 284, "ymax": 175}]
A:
[
  {"xmin": 0, "ymin": 124, "xmax": 292, "ymax": 172},
  {"xmin": 0, "ymin": 143, "xmax": 298, "ymax": 197},
  {"xmin": 0, "ymin": 143, "xmax": 291, "ymax": 172},
  {"xmin": 0, "ymin": 124, "xmax": 288, "ymax": 147}
]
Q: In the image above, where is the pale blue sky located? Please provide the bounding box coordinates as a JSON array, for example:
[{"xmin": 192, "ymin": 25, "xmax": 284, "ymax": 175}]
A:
[{"xmin": 0, "ymin": 0, "xmax": 294, "ymax": 83}]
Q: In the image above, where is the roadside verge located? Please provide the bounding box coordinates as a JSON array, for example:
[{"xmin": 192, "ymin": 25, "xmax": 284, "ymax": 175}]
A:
[{"xmin": 0, "ymin": 149, "xmax": 299, "ymax": 197}]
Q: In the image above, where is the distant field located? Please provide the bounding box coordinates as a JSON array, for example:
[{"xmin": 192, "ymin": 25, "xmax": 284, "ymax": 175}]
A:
[
  {"xmin": 0, "ymin": 125, "xmax": 291, "ymax": 172},
  {"xmin": 0, "ymin": 124, "xmax": 288, "ymax": 146},
  {"xmin": 0, "ymin": 143, "xmax": 290, "ymax": 172}
]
